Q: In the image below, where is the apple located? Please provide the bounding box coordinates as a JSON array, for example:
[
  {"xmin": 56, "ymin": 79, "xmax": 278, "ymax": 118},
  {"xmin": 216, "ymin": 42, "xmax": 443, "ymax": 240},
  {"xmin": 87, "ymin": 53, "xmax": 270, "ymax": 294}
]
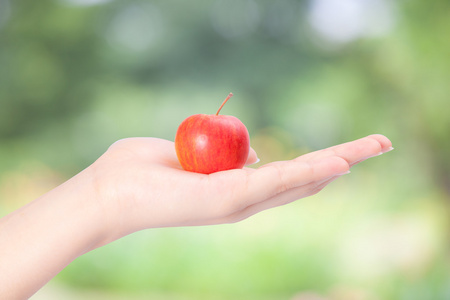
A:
[{"xmin": 175, "ymin": 93, "xmax": 250, "ymax": 174}]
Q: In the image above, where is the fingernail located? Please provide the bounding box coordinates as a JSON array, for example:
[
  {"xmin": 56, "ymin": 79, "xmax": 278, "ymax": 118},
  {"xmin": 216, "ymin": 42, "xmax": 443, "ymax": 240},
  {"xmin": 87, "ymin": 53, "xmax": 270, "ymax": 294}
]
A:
[
  {"xmin": 373, "ymin": 147, "xmax": 394, "ymax": 157},
  {"xmin": 382, "ymin": 146, "xmax": 394, "ymax": 153},
  {"xmin": 338, "ymin": 170, "xmax": 351, "ymax": 176},
  {"xmin": 248, "ymin": 158, "xmax": 260, "ymax": 166}
]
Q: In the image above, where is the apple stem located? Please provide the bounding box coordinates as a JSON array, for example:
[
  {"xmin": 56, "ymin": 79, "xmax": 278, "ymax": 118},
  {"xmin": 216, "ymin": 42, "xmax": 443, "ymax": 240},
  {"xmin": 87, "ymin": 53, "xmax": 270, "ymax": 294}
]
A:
[{"xmin": 216, "ymin": 93, "xmax": 233, "ymax": 116}]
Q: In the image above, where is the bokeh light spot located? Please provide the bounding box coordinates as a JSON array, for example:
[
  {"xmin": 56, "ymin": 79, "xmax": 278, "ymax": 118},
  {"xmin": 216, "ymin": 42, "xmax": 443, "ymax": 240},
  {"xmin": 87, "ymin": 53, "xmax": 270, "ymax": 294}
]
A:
[
  {"xmin": 308, "ymin": 0, "xmax": 396, "ymax": 47},
  {"xmin": 105, "ymin": 3, "xmax": 164, "ymax": 53},
  {"xmin": 0, "ymin": 0, "xmax": 11, "ymax": 29},
  {"xmin": 210, "ymin": 0, "xmax": 260, "ymax": 40},
  {"xmin": 59, "ymin": 0, "xmax": 112, "ymax": 6}
]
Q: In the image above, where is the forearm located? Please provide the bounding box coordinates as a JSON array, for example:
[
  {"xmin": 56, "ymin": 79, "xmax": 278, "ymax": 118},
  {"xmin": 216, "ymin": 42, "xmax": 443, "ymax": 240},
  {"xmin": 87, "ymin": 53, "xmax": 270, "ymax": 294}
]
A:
[{"xmin": 0, "ymin": 169, "xmax": 107, "ymax": 299}]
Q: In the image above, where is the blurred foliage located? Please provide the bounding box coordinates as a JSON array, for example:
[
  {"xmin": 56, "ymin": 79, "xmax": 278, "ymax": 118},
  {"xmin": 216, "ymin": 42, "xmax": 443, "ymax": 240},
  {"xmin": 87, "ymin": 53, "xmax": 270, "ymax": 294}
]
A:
[{"xmin": 1, "ymin": 0, "xmax": 450, "ymax": 299}]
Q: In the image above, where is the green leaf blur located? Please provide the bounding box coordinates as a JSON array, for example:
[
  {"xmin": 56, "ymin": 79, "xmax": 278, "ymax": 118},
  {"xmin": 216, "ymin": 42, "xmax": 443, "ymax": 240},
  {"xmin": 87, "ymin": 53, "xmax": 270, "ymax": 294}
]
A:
[{"xmin": 1, "ymin": 0, "xmax": 450, "ymax": 299}]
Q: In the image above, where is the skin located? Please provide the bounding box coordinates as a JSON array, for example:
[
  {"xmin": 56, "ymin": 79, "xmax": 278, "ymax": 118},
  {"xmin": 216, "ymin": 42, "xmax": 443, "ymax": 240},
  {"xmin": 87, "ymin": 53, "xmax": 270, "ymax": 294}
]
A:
[{"xmin": 0, "ymin": 134, "xmax": 392, "ymax": 299}]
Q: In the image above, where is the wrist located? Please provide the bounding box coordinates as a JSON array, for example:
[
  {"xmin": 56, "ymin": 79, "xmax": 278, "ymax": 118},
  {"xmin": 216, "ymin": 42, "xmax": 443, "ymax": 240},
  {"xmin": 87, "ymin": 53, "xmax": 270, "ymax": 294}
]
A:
[
  {"xmin": 0, "ymin": 166, "xmax": 112, "ymax": 299},
  {"xmin": 64, "ymin": 166, "xmax": 116, "ymax": 252}
]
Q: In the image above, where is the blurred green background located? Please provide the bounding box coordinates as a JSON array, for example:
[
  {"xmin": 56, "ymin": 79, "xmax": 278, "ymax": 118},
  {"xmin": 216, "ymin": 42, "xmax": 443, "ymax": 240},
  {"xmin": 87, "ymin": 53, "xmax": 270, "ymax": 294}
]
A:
[{"xmin": 1, "ymin": 0, "xmax": 450, "ymax": 299}]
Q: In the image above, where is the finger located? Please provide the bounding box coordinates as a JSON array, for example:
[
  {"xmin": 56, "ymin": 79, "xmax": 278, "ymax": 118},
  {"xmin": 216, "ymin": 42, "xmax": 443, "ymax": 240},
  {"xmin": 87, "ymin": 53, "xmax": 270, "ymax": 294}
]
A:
[
  {"xmin": 245, "ymin": 147, "xmax": 259, "ymax": 166},
  {"xmin": 365, "ymin": 134, "xmax": 393, "ymax": 153},
  {"xmin": 219, "ymin": 174, "xmax": 342, "ymax": 224},
  {"xmin": 233, "ymin": 155, "xmax": 350, "ymax": 212},
  {"xmin": 298, "ymin": 134, "xmax": 392, "ymax": 167}
]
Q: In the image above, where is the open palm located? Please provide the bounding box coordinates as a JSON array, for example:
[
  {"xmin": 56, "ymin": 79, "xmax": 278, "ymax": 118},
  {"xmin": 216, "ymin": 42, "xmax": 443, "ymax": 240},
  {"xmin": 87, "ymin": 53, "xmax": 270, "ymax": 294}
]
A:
[
  {"xmin": 0, "ymin": 134, "xmax": 392, "ymax": 299},
  {"xmin": 92, "ymin": 134, "xmax": 392, "ymax": 240}
]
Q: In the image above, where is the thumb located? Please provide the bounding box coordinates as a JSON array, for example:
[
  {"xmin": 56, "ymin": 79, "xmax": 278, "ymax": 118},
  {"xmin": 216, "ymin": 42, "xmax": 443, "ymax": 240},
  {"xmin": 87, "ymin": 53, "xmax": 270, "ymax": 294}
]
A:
[{"xmin": 245, "ymin": 147, "xmax": 259, "ymax": 166}]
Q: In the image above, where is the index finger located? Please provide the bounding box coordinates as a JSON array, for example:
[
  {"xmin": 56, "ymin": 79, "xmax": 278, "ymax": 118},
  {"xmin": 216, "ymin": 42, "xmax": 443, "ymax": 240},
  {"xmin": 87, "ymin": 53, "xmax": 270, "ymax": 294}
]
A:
[{"xmin": 298, "ymin": 134, "xmax": 393, "ymax": 166}]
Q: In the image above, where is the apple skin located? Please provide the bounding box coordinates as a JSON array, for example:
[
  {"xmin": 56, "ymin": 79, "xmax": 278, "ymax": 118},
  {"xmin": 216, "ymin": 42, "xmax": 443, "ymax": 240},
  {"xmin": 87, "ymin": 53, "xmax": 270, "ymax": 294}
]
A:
[{"xmin": 175, "ymin": 113, "xmax": 250, "ymax": 174}]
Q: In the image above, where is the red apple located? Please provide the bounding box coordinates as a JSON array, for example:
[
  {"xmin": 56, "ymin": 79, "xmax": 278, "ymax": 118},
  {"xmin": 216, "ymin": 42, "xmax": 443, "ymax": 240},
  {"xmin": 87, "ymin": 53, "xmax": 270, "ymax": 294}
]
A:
[{"xmin": 175, "ymin": 93, "xmax": 250, "ymax": 174}]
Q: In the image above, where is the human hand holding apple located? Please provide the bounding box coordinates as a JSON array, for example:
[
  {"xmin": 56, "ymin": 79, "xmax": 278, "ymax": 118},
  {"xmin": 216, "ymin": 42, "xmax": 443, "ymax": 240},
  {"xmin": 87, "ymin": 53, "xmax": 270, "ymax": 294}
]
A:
[
  {"xmin": 175, "ymin": 93, "xmax": 250, "ymax": 174},
  {"xmin": 0, "ymin": 86, "xmax": 393, "ymax": 300}
]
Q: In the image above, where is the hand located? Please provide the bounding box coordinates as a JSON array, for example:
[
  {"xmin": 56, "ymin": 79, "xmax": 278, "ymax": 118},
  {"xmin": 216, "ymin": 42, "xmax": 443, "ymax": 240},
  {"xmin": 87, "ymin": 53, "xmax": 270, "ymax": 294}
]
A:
[
  {"xmin": 90, "ymin": 134, "xmax": 393, "ymax": 243},
  {"xmin": 0, "ymin": 134, "xmax": 392, "ymax": 299}
]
